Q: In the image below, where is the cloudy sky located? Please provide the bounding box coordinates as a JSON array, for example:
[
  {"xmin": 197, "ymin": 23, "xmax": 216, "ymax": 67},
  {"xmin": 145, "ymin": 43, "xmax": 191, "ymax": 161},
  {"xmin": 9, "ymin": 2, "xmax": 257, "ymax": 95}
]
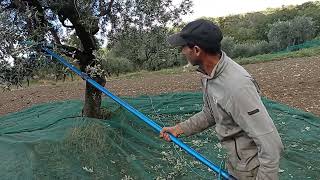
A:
[{"xmin": 180, "ymin": 0, "xmax": 318, "ymax": 21}]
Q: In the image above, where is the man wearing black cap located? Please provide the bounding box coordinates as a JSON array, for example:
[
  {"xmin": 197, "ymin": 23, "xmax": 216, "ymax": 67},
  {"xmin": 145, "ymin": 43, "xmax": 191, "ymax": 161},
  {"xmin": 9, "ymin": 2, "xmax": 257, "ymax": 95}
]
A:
[{"xmin": 160, "ymin": 19, "xmax": 284, "ymax": 180}]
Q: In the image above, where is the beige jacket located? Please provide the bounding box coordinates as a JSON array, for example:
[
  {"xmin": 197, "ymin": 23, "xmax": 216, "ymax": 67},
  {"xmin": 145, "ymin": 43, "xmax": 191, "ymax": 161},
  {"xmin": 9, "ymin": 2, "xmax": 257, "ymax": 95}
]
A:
[{"xmin": 179, "ymin": 52, "xmax": 284, "ymax": 180}]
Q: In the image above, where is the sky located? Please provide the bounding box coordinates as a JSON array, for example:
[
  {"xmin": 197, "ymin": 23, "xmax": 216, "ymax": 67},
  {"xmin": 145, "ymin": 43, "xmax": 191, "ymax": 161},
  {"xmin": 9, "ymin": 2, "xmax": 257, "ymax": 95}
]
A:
[{"xmin": 180, "ymin": 0, "xmax": 318, "ymax": 21}]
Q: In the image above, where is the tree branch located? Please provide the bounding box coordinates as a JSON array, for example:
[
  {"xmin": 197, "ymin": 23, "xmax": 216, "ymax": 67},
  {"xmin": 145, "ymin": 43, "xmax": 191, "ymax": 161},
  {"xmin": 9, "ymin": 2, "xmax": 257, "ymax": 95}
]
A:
[
  {"xmin": 99, "ymin": 0, "xmax": 114, "ymax": 17},
  {"xmin": 49, "ymin": 27, "xmax": 61, "ymax": 44},
  {"xmin": 55, "ymin": 44, "xmax": 82, "ymax": 60}
]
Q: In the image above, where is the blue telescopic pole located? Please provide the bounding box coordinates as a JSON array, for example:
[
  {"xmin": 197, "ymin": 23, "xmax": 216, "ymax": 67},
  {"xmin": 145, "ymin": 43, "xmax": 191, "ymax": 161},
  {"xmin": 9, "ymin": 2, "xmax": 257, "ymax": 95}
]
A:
[{"xmin": 42, "ymin": 48, "xmax": 236, "ymax": 180}]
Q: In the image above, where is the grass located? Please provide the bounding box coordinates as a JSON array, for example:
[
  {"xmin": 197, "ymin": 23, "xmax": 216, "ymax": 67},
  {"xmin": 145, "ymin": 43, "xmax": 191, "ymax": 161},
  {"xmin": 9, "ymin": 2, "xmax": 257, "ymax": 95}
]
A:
[{"xmin": 236, "ymin": 46, "xmax": 320, "ymax": 65}]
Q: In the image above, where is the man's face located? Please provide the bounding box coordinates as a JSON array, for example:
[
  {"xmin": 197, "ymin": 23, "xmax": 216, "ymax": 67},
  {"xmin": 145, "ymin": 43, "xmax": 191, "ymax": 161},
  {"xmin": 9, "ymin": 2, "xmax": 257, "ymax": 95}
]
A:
[{"xmin": 181, "ymin": 45, "xmax": 202, "ymax": 66}]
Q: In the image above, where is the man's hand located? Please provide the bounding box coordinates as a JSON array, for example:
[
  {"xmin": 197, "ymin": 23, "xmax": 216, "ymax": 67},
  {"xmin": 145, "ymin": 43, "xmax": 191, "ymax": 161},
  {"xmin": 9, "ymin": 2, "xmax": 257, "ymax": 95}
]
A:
[{"xmin": 160, "ymin": 125, "xmax": 184, "ymax": 142}]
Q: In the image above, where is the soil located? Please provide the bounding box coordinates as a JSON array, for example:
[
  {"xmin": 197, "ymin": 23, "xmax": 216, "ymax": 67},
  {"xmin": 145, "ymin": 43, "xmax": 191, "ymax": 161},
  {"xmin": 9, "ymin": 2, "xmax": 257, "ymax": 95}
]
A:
[{"xmin": 0, "ymin": 56, "xmax": 319, "ymax": 116}]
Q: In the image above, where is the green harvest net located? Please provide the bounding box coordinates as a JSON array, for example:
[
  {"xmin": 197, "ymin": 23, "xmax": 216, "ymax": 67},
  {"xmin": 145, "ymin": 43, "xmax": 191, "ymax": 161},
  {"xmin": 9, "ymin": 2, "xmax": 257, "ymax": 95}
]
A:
[{"xmin": 0, "ymin": 92, "xmax": 319, "ymax": 180}]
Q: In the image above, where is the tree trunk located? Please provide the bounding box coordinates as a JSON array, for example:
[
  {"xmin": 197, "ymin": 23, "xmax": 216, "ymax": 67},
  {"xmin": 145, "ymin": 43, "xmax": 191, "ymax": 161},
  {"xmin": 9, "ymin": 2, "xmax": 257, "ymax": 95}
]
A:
[
  {"xmin": 82, "ymin": 76, "xmax": 106, "ymax": 118},
  {"xmin": 56, "ymin": 3, "xmax": 109, "ymax": 119}
]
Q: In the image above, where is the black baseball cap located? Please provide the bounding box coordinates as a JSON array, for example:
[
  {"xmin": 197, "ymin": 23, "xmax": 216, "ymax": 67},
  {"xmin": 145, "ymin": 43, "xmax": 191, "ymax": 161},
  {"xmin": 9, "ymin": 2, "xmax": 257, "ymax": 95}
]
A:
[{"xmin": 168, "ymin": 19, "xmax": 223, "ymax": 51}]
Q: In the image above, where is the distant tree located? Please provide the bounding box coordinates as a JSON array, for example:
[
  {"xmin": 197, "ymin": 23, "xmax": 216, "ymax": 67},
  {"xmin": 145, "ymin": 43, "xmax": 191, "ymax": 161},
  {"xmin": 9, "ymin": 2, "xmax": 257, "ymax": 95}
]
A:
[
  {"xmin": 268, "ymin": 16, "xmax": 316, "ymax": 49},
  {"xmin": 95, "ymin": 49, "xmax": 134, "ymax": 76},
  {"xmin": 208, "ymin": 2, "xmax": 320, "ymax": 42},
  {"xmin": 107, "ymin": 0, "xmax": 192, "ymax": 70},
  {"xmin": 221, "ymin": 36, "xmax": 236, "ymax": 56},
  {"xmin": 267, "ymin": 20, "xmax": 291, "ymax": 50},
  {"xmin": 290, "ymin": 16, "xmax": 317, "ymax": 45},
  {"xmin": 296, "ymin": 1, "xmax": 320, "ymax": 36},
  {"xmin": 110, "ymin": 27, "xmax": 186, "ymax": 71}
]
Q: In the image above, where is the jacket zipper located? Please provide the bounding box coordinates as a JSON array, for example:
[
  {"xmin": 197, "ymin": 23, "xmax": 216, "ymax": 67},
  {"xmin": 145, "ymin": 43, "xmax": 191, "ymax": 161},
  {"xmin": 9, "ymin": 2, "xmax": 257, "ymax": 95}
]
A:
[{"xmin": 234, "ymin": 138, "xmax": 241, "ymax": 160}]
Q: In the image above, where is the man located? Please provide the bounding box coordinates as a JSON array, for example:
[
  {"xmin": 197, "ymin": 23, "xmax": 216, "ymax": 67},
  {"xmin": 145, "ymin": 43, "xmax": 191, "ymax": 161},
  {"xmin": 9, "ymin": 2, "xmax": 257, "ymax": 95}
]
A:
[{"xmin": 160, "ymin": 19, "xmax": 284, "ymax": 180}]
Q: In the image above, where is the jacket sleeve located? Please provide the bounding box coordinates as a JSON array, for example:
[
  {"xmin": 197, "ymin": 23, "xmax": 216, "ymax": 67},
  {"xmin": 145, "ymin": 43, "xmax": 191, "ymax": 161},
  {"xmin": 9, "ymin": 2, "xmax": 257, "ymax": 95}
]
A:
[
  {"xmin": 178, "ymin": 95, "xmax": 215, "ymax": 136},
  {"xmin": 226, "ymin": 86, "xmax": 284, "ymax": 180}
]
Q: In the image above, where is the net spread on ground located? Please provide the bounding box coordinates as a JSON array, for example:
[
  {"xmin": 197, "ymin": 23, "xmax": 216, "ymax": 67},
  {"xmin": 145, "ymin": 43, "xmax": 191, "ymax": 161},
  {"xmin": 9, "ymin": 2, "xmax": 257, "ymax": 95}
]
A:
[{"xmin": 0, "ymin": 92, "xmax": 319, "ymax": 179}]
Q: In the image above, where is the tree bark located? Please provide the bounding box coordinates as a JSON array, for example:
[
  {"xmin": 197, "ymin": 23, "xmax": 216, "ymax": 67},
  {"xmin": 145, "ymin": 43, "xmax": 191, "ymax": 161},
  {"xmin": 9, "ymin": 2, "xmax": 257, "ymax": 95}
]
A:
[
  {"xmin": 82, "ymin": 76, "xmax": 106, "ymax": 118},
  {"xmin": 57, "ymin": 4, "xmax": 107, "ymax": 119}
]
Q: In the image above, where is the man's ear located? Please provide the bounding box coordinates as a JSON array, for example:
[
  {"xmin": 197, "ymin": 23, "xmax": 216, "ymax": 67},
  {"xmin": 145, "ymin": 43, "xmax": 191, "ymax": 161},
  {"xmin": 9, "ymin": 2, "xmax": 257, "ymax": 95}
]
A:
[{"xmin": 194, "ymin": 45, "xmax": 201, "ymax": 56}]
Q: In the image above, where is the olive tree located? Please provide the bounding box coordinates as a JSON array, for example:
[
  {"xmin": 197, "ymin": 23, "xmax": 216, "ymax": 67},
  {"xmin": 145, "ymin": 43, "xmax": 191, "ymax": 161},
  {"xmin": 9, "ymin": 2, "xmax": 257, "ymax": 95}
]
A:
[
  {"xmin": 0, "ymin": 0, "xmax": 192, "ymax": 118},
  {"xmin": 268, "ymin": 16, "xmax": 316, "ymax": 50}
]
